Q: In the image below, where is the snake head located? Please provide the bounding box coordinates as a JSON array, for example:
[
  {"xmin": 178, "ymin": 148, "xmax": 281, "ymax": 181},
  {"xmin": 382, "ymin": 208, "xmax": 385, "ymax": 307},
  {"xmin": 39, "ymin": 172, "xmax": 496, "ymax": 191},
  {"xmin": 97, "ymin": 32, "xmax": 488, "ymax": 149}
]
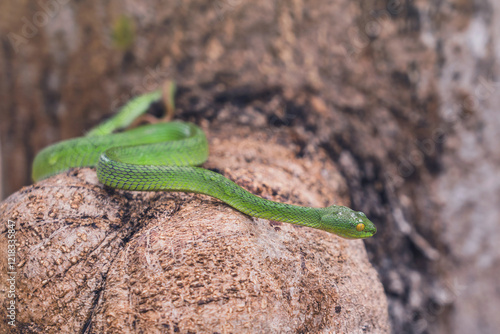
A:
[{"xmin": 319, "ymin": 205, "xmax": 377, "ymax": 239}]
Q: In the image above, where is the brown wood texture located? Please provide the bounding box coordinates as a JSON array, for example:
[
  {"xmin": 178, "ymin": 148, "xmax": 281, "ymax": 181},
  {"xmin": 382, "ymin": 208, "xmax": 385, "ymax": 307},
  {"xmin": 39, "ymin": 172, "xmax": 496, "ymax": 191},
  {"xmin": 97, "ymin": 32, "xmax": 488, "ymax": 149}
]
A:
[
  {"xmin": 0, "ymin": 129, "xmax": 390, "ymax": 333},
  {"xmin": 1, "ymin": 1, "xmax": 499, "ymax": 333}
]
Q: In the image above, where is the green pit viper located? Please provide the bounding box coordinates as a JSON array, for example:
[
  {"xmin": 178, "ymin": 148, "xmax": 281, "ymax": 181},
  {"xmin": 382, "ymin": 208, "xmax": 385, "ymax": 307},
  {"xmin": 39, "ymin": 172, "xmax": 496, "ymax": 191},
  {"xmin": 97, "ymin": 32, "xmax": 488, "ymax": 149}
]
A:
[{"xmin": 32, "ymin": 90, "xmax": 376, "ymax": 239}]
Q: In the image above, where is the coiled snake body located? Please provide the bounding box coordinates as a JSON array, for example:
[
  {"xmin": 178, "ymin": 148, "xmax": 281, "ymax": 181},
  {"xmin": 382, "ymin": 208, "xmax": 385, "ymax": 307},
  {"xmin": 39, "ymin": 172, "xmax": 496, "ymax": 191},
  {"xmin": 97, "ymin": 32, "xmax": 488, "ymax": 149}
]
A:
[{"xmin": 32, "ymin": 91, "xmax": 376, "ymax": 239}]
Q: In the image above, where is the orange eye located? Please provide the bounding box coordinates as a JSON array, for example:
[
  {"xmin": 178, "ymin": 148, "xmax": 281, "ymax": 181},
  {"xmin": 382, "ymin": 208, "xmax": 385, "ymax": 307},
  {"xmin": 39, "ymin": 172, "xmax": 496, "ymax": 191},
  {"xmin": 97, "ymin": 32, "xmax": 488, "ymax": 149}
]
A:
[{"xmin": 356, "ymin": 223, "xmax": 365, "ymax": 232}]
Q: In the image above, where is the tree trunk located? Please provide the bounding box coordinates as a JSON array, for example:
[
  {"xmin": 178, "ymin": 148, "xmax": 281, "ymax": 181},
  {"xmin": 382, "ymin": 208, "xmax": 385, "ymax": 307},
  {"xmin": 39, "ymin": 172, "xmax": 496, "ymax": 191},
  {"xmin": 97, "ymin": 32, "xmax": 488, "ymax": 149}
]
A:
[
  {"xmin": 1, "ymin": 1, "xmax": 499, "ymax": 333},
  {"xmin": 0, "ymin": 128, "xmax": 389, "ymax": 333}
]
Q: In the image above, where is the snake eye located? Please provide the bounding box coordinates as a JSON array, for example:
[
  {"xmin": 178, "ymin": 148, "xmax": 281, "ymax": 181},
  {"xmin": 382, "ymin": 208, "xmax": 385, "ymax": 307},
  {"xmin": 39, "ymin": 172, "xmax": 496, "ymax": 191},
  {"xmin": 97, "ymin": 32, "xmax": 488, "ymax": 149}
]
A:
[{"xmin": 356, "ymin": 223, "xmax": 365, "ymax": 232}]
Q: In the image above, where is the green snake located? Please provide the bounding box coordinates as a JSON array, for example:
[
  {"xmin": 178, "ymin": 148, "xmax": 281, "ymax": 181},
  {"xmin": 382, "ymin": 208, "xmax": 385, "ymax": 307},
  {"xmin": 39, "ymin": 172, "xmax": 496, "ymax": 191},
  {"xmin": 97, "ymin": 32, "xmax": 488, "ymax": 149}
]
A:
[{"xmin": 32, "ymin": 90, "xmax": 376, "ymax": 239}]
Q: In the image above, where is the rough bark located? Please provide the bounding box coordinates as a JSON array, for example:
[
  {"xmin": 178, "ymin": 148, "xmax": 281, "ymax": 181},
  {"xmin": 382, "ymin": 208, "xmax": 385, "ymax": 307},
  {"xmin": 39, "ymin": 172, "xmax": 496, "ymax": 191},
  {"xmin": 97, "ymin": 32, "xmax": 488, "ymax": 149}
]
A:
[
  {"xmin": 1, "ymin": 1, "xmax": 499, "ymax": 333},
  {"xmin": 0, "ymin": 128, "xmax": 389, "ymax": 333}
]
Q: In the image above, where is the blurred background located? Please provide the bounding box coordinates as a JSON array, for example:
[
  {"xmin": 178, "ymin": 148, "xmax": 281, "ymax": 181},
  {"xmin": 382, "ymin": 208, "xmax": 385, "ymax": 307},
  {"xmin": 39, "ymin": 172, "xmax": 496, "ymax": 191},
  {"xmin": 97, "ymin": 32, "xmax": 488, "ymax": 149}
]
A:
[{"xmin": 1, "ymin": 1, "xmax": 499, "ymax": 333}]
